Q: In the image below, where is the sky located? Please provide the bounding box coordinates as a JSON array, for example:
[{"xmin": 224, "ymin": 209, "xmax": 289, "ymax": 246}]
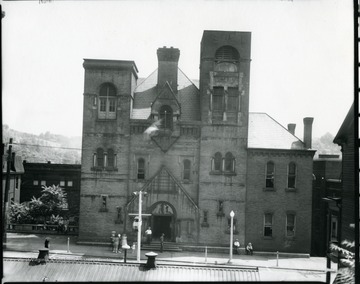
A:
[{"xmin": 1, "ymin": 0, "xmax": 354, "ymax": 140}]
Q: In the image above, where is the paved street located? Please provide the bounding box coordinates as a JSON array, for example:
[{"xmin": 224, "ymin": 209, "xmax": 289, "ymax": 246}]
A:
[{"xmin": 3, "ymin": 232, "xmax": 338, "ymax": 282}]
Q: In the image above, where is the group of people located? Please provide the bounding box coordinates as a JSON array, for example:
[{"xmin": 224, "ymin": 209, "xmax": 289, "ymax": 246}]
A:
[
  {"xmin": 111, "ymin": 233, "xmax": 122, "ymax": 253},
  {"xmin": 233, "ymin": 239, "xmax": 253, "ymax": 255}
]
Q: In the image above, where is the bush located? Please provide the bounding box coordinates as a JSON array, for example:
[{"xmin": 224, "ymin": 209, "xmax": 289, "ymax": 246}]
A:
[{"xmin": 9, "ymin": 203, "xmax": 34, "ymax": 224}]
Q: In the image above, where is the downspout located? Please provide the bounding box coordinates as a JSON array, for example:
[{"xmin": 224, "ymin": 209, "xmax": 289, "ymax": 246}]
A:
[{"xmin": 196, "ymin": 126, "xmax": 201, "ymax": 244}]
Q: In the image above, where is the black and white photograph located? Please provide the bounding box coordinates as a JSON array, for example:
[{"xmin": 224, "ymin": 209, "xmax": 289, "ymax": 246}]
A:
[{"xmin": 2, "ymin": 0, "xmax": 357, "ymax": 282}]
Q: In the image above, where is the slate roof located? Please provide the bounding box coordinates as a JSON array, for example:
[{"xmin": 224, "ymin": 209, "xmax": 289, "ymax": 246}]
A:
[
  {"xmin": 3, "ymin": 258, "xmax": 261, "ymax": 282},
  {"xmin": 248, "ymin": 113, "xmax": 305, "ymax": 150},
  {"xmin": 131, "ymin": 68, "xmax": 200, "ymax": 121}
]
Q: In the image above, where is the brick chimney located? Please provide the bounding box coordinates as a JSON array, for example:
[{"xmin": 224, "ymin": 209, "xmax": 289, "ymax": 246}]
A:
[
  {"xmin": 157, "ymin": 46, "xmax": 180, "ymax": 92},
  {"xmin": 303, "ymin": 117, "xmax": 314, "ymax": 149},
  {"xmin": 287, "ymin": 123, "xmax": 296, "ymax": 135}
]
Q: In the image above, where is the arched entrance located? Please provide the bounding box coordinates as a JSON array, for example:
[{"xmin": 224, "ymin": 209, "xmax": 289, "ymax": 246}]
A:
[{"xmin": 150, "ymin": 201, "xmax": 176, "ymax": 242}]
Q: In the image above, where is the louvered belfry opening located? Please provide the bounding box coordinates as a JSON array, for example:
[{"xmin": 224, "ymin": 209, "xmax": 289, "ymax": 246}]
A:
[{"xmin": 215, "ymin": 45, "xmax": 239, "ymax": 62}]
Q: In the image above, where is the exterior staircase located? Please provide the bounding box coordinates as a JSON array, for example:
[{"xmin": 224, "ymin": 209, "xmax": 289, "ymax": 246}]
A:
[{"xmin": 141, "ymin": 242, "xmax": 182, "ymax": 252}]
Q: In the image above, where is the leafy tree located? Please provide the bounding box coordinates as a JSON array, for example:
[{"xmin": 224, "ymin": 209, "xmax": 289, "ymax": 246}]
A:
[
  {"xmin": 330, "ymin": 238, "xmax": 355, "ymax": 284},
  {"xmin": 8, "ymin": 203, "xmax": 34, "ymax": 224},
  {"xmin": 28, "ymin": 185, "xmax": 67, "ymax": 222}
]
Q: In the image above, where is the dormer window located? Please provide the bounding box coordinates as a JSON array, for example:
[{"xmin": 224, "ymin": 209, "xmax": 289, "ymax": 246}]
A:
[{"xmin": 99, "ymin": 83, "xmax": 116, "ymax": 119}]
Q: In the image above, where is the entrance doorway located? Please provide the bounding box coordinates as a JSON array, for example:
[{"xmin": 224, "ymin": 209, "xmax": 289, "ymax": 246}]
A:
[{"xmin": 153, "ymin": 215, "xmax": 172, "ymax": 241}]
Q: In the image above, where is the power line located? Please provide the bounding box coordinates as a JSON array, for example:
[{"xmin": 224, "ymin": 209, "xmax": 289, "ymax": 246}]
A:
[{"xmin": 11, "ymin": 142, "xmax": 81, "ymax": 151}]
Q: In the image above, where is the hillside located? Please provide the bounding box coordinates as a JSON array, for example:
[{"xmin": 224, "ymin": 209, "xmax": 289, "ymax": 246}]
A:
[{"xmin": 2, "ymin": 125, "xmax": 81, "ymax": 164}]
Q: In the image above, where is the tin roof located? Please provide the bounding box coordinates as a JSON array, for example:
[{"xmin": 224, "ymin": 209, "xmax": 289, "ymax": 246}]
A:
[
  {"xmin": 248, "ymin": 113, "xmax": 305, "ymax": 150},
  {"xmin": 3, "ymin": 258, "xmax": 260, "ymax": 282}
]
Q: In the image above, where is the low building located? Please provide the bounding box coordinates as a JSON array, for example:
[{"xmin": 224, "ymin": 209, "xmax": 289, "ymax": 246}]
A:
[
  {"xmin": 20, "ymin": 161, "xmax": 81, "ymax": 223},
  {"xmin": 311, "ymin": 154, "xmax": 342, "ymax": 256}
]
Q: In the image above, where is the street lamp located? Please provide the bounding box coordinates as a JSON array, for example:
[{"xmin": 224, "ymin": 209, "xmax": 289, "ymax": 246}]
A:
[
  {"xmin": 133, "ymin": 191, "xmax": 147, "ymax": 263},
  {"xmin": 229, "ymin": 210, "xmax": 235, "ymax": 263}
]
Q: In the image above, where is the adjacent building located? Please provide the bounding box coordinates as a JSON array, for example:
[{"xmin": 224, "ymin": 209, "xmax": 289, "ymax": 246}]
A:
[
  {"xmin": 79, "ymin": 30, "xmax": 316, "ymax": 253},
  {"xmin": 20, "ymin": 161, "xmax": 81, "ymax": 223}
]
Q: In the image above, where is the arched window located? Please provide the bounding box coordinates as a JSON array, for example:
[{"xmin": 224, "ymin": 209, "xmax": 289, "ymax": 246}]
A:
[
  {"xmin": 215, "ymin": 45, "xmax": 240, "ymax": 62},
  {"xmin": 107, "ymin": 148, "xmax": 115, "ymax": 168},
  {"xmin": 183, "ymin": 159, "xmax": 191, "ymax": 180},
  {"xmin": 96, "ymin": 148, "xmax": 104, "ymax": 167},
  {"xmin": 159, "ymin": 105, "xmax": 173, "ymax": 130},
  {"xmin": 288, "ymin": 162, "xmax": 297, "ymax": 189},
  {"xmin": 213, "ymin": 152, "xmax": 222, "ymax": 172},
  {"xmin": 224, "ymin": 152, "xmax": 235, "ymax": 172},
  {"xmin": 266, "ymin": 161, "xmax": 275, "ymax": 189},
  {"xmin": 99, "ymin": 83, "xmax": 116, "ymax": 119},
  {"xmin": 137, "ymin": 158, "xmax": 145, "ymax": 180}
]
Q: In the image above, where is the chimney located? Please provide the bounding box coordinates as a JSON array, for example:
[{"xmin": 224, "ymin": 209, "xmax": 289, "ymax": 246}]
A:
[
  {"xmin": 287, "ymin": 123, "xmax": 296, "ymax": 135},
  {"xmin": 157, "ymin": 46, "xmax": 180, "ymax": 92},
  {"xmin": 303, "ymin": 117, "xmax": 314, "ymax": 149}
]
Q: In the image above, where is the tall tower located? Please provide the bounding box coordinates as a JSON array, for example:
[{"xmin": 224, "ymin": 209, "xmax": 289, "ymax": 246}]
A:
[
  {"xmin": 79, "ymin": 59, "xmax": 138, "ymax": 241},
  {"xmin": 198, "ymin": 31, "xmax": 251, "ymax": 245}
]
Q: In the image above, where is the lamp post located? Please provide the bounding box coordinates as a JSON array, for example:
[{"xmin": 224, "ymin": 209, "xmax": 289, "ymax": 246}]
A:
[
  {"xmin": 229, "ymin": 210, "xmax": 235, "ymax": 263},
  {"xmin": 133, "ymin": 191, "xmax": 147, "ymax": 263}
]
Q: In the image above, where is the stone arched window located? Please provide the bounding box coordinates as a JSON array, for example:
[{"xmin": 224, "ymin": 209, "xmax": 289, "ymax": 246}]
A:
[
  {"xmin": 265, "ymin": 161, "xmax": 275, "ymax": 189},
  {"xmin": 99, "ymin": 83, "xmax": 116, "ymax": 119},
  {"xmin": 224, "ymin": 152, "xmax": 235, "ymax": 173},
  {"xmin": 159, "ymin": 105, "xmax": 173, "ymax": 130},
  {"xmin": 96, "ymin": 148, "xmax": 104, "ymax": 167},
  {"xmin": 107, "ymin": 148, "xmax": 116, "ymax": 168},
  {"xmin": 212, "ymin": 152, "xmax": 223, "ymax": 172}
]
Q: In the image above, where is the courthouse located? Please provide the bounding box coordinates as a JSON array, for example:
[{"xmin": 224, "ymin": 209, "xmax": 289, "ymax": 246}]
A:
[{"xmin": 79, "ymin": 30, "xmax": 315, "ymax": 253}]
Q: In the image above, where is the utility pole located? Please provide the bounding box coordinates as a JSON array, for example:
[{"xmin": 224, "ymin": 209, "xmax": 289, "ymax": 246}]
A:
[
  {"xmin": 3, "ymin": 138, "xmax": 13, "ymax": 249},
  {"xmin": 132, "ymin": 191, "xmax": 148, "ymax": 263}
]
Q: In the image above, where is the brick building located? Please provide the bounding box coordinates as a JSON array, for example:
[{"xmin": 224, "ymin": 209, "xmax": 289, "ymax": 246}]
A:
[
  {"xmin": 21, "ymin": 161, "xmax": 81, "ymax": 222},
  {"xmin": 334, "ymin": 103, "xmax": 356, "ymax": 250},
  {"xmin": 79, "ymin": 30, "xmax": 315, "ymax": 253},
  {"xmin": 311, "ymin": 154, "xmax": 342, "ymax": 257}
]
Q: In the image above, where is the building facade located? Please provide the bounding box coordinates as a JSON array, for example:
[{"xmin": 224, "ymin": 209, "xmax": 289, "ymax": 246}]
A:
[
  {"xmin": 20, "ymin": 161, "xmax": 81, "ymax": 222},
  {"xmin": 79, "ymin": 30, "xmax": 315, "ymax": 253},
  {"xmin": 311, "ymin": 154, "xmax": 342, "ymax": 257}
]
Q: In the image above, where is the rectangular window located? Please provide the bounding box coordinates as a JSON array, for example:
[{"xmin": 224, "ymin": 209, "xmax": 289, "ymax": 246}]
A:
[
  {"xmin": 227, "ymin": 87, "xmax": 238, "ymax": 112},
  {"xmin": 264, "ymin": 213, "xmax": 273, "ymax": 237},
  {"xmin": 41, "ymin": 180, "xmax": 46, "ymax": 186},
  {"xmin": 100, "ymin": 98, "xmax": 107, "ymax": 112},
  {"xmin": 213, "ymin": 87, "xmax": 224, "ymax": 111},
  {"xmin": 67, "ymin": 181, "xmax": 73, "ymax": 187},
  {"xmin": 331, "ymin": 215, "xmax": 338, "ymax": 241},
  {"xmin": 60, "ymin": 181, "xmax": 66, "ymax": 187},
  {"xmin": 288, "ymin": 163, "xmax": 296, "ymax": 189},
  {"xmin": 286, "ymin": 213, "xmax": 296, "ymax": 237},
  {"xmin": 266, "ymin": 162, "xmax": 275, "ymax": 188},
  {"xmin": 203, "ymin": 211, "xmax": 208, "ymax": 224},
  {"xmin": 108, "ymin": 98, "xmax": 116, "ymax": 112},
  {"xmin": 33, "ymin": 180, "xmax": 39, "ymax": 186}
]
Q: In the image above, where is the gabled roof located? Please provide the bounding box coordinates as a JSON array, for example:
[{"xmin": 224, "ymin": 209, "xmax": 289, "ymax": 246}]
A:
[
  {"xmin": 248, "ymin": 113, "xmax": 305, "ymax": 150},
  {"xmin": 334, "ymin": 102, "xmax": 354, "ymax": 145},
  {"xmin": 3, "ymin": 258, "xmax": 261, "ymax": 282}
]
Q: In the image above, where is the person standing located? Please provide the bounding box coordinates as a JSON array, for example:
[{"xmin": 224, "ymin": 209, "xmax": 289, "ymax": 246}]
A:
[
  {"xmin": 44, "ymin": 237, "xmax": 50, "ymax": 248},
  {"xmin": 233, "ymin": 239, "xmax": 241, "ymax": 255},
  {"xmin": 113, "ymin": 234, "xmax": 121, "ymax": 253},
  {"xmin": 145, "ymin": 227, "xmax": 152, "ymax": 245},
  {"xmin": 160, "ymin": 233, "xmax": 165, "ymax": 253}
]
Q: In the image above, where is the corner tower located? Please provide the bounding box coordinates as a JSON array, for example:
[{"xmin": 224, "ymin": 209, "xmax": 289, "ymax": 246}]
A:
[{"xmin": 198, "ymin": 31, "xmax": 251, "ymax": 245}]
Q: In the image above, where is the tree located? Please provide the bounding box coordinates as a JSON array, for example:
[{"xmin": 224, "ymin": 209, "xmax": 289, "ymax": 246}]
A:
[
  {"xmin": 8, "ymin": 203, "xmax": 33, "ymax": 224},
  {"xmin": 28, "ymin": 185, "xmax": 67, "ymax": 222},
  {"xmin": 330, "ymin": 239, "xmax": 355, "ymax": 284}
]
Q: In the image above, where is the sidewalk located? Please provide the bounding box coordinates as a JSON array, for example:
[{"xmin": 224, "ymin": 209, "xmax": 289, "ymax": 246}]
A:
[{"xmin": 3, "ymin": 232, "xmax": 338, "ymax": 282}]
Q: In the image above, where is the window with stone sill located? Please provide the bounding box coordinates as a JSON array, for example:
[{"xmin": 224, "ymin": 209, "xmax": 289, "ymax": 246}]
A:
[
  {"xmin": 223, "ymin": 152, "xmax": 236, "ymax": 175},
  {"xmin": 98, "ymin": 83, "xmax": 117, "ymax": 120},
  {"xmin": 265, "ymin": 161, "xmax": 275, "ymax": 191},
  {"xmin": 225, "ymin": 217, "xmax": 238, "ymax": 234},
  {"xmin": 287, "ymin": 162, "xmax": 297, "ymax": 189},
  {"xmin": 286, "ymin": 213, "xmax": 296, "ymax": 238}
]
